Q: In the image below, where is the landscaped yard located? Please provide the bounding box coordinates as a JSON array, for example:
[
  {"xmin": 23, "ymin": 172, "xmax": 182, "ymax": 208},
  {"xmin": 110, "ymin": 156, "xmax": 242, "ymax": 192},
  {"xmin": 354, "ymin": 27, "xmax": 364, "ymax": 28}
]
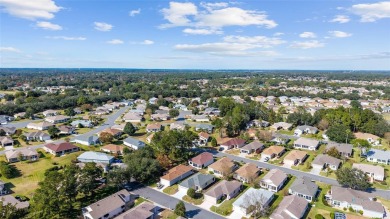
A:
[
  {"xmin": 160, "ymin": 209, "xmax": 179, "ymax": 219},
  {"xmin": 182, "ymin": 194, "xmax": 204, "ymax": 205},
  {"xmin": 0, "ymin": 150, "xmax": 83, "ymax": 198},
  {"xmin": 163, "ymin": 184, "xmax": 178, "ymax": 195}
]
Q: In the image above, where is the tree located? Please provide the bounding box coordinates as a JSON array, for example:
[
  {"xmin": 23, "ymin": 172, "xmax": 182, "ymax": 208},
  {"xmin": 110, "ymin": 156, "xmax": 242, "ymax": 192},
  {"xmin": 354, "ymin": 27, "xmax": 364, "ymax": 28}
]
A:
[
  {"xmin": 336, "ymin": 167, "xmax": 371, "ymax": 191},
  {"xmin": 211, "ymin": 137, "xmax": 217, "ymax": 147},
  {"xmin": 64, "ymin": 108, "xmax": 75, "ymax": 117},
  {"xmin": 124, "ymin": 148, "xmax": 162, "ymax": 183},
  {"xmin": 77, "ymin": 162, "xmax": 103, "ymax": 195},
  {"xmin": 47, "ymin": 126, "xmax": 60, "ymax": 138},
  {"xmin": 99, "ymin": 132, "xmax": 114, "ymax": 143},
  {"xmin": 326, "ymin": 124, "xmax": 354, "ymax": 143},
  {"xmin": 124, "ymin": 122, "xmax": 136, "ymax": 136},
  {"xmin": 187, "ymin": 188, "xmax": 196, "ymax": 198},
  {"xmin": 326, "ymin": 146, "xmax": 341, "ymax": 159},
  {"xmin": 169, "ymin": 109, "xmax": 179, "ymax": 118},
  {"xmin": 107, "ymin": 168, "xmax": 132, "ymax": 190},
  {"xmin": 0, "ymin": 129, "xmax": 6, "ymax": 136},
  {"xmin": 174, "ymin": 201, "xmax": 186, "ymax": 217},
  {"xmin": 0, "ymin": 161, "xmax": 18, "ymax": 179},
  {"xmin": 0, "ymin": 199, "xmax": 27, "ymax": 219},
  {"xmin": 317, "ymin": 119, "xmax": 329, "ymax": 131},
  {"xmin": 256, "ymin": 130, "xmax": 273, "ymax": 142},
  {"xmin": 25, "ymin": 107, "xmax": 35, "ymax": 119},
  {"xmin": 351, "ymin": 139, "xmax": 370, "ymax": 149},
  {"xmin": 240, "ymin": 193, "xmax": 271, "ymax": 218},
  {"xmin": 192, "ymin": 107, "xmax": 199, "ymax": 115},
  {"xmin": 212, "ymin": 118, "xmax": 224, "ymax": 138}
]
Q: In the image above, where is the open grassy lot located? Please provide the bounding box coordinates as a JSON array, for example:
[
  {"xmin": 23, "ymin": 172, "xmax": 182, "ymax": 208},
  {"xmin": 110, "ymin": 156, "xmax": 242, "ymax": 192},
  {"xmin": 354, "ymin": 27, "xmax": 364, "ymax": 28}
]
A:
[{"xmin": 0, "ymin": 150, "xmax": 83, "ymax": 198}]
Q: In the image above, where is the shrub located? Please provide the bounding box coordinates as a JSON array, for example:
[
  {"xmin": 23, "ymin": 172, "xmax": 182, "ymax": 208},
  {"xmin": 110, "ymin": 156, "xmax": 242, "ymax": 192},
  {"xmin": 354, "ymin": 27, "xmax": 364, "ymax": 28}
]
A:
[
  {"xmin": 359, "ymin": 210, "xmax": 363, "ymax": 215},
  {"xmin": 330, "ymin": 212, "xmax": 335, "ymax": 219},
  {"xmin": 315, "ymin": 214, "xmax": 325, "ymax": 219},
  {"xmin": 322, "ymin": 194, "xmax": 330, "ymax": 206},
  {"xmin": 349, "ymin": 206, "xmax": 354, "ymax": 212},
  {"xmin": 187, "ymin": 188, "xmax": 196, "ymax": 198}
]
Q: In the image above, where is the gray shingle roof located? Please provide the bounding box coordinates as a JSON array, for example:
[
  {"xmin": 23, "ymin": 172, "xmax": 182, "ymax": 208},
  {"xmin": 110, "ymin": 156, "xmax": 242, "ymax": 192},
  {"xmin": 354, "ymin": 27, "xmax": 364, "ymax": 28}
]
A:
[
  {"xmin": 179, "ymin": 173, "xmax": 214, "ymax": 189},
  {"xmin": 289, "ymin": 176, "xmax": 318, "ymax": 198}
]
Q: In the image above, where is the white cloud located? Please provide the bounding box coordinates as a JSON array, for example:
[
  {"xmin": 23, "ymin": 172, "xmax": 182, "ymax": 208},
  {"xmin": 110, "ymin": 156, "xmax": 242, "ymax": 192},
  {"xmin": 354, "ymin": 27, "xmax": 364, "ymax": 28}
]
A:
[
  {"xmin": 46, "ymin": 36, "xmax": 86, "ymax": 40},
  {"xmin": 0, "ymin": 0, "xmax": 61, "ymax": 20},
  {"xmin": 350, "ymin": 1, "xmax": 390, "ymax": 22},
  {"xmin": 94, "ymin": 22, "xmax": 113, "ymax": 31},
  {"xmin": 36, "ymin": 21, "xmax": 62, "ymax": 30},
  {"xmin": 161, "ymin": 2, "xmax": 198, "ymax": 27},
  {"xmin": 289, "ymin": 40, "xmax": 324, "ymax": 49},
  {"xmin": 129, "ymin": 8, "xmax": 141, "ymax": 17},
  {"xmin": 174, "ymin": 34, "xmax": 284, "ymax": 56},
  {"xmin": 299, "ymin": 32, "xmax": 316, "ymax": 38},
  {"xmin": 328, "ymin": 31, "xmax": 352, "ymax": 38},
  {"xmin": 0, "ymin": 46, "xmax": 21, "ymax": 53},
  {"xmin": 274, "ymin": 32, "xmax": 284, "ymax": 36},
  {"xmin": 160, "ymin": 2, "xmax": 277, "ymax": 32},
  {"xmin": 141, "ymin": 40, "xmax": 154, "ymax": 45},
  {"xmin": 329, "ymin": 15, "xmax": 350, "ymax": 23},
  {"xmin": 107, "ymin": 39, "xmax": 124, "ymax": 44},
  {"xmin": 183, "ymin": 28, "xmax": 223, "ymax": 35}
]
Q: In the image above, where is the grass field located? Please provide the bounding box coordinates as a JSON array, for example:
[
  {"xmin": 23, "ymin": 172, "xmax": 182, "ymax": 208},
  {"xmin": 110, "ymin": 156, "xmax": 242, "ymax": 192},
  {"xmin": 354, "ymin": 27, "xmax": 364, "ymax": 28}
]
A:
[{"xmin": 0, "ymin": 150, "xmax": 82, "ymax": 198}]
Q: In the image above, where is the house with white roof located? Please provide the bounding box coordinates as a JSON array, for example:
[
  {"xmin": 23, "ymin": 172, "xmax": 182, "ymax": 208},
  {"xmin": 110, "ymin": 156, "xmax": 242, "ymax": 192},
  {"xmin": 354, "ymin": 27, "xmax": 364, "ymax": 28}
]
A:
[{"xmin": 366, "ymin": 149, "xmax": 390, "ymax": 165}]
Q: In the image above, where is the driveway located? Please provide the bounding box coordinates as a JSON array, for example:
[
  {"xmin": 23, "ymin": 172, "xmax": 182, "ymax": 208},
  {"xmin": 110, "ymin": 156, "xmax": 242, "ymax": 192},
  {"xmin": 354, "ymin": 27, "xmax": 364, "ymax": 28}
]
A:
[
  {"xmin": 310, "ymin": 167, "xmax": 321, "ymax": 175},
  {"xmin": 227, "ymin": 210, "xmax": 244, "ymax": 219},
  {"xmin": 283, "ymin": 163, "xmax": 292, "ymax": 168},
  {"xmin": 172, "ymin": 187, "xmax": 187, "ymax": 199}
]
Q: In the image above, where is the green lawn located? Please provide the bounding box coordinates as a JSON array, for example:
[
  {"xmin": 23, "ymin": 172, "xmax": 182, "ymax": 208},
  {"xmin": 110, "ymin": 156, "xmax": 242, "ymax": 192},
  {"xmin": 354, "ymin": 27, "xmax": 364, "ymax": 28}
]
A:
[
  {"xmin": 163, "ymin": 184, "xmax": 178, "ymax": 195},
  {"xmin": 182, "ymin": 194, "xmax": 204, "ymax": 205},
  {"xmin": 0, "ymin": 150, "xmax": 82, "ymax": 198}
]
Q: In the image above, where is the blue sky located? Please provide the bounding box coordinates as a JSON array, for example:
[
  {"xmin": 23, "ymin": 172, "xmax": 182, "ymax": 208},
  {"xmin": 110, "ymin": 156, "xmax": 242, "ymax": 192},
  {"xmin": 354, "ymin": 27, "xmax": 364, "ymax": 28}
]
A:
[{"xmin": 0, "ymin": 0, "xmax": 389, "ymax": 70}]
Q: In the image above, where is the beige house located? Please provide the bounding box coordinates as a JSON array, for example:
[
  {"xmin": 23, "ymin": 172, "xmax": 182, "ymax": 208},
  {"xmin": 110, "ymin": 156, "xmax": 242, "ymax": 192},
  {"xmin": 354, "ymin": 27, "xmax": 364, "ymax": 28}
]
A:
[
  {"xmin": 352, "ymin": 163, "xmax": 385, "ymax": 182},
  {"xmin": 261, "ymin": 146, "xmax": 285, "ymax": 161},
  {"xmin": 260, "ymin": 168, "xmax": 288, "ymax": 192},
  {"xmin": 284, "ymin": 150, "xmax": 308, "ymax": 166},
  {"xmin": 208, "ymin": 157, "xmax": 237, "ymax": 178},
  {"xmin": 5, "ymin": 148, "xmax": 39, "ymax": 163},
  {"xmin": 234, "ymin": 163, "xmax": 261, "ymax": 183},
  {"xmin": 204, "ymin": 180, "xmax": 242, "ymax": 204},
  {"xmin": 160, "ymin": 164, "xmax": 193, "ymax": 187},
  {"xmin": 270, "ymin": 195, "xmax": 309, "ymax": 219}
]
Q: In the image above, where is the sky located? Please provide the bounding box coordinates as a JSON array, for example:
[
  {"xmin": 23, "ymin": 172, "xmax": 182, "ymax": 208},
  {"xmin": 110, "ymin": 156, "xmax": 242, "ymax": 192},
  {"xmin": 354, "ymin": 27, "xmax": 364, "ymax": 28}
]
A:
[{"xmin": 0, "ymin": 0, "xmax": 389, "ymax": 70}]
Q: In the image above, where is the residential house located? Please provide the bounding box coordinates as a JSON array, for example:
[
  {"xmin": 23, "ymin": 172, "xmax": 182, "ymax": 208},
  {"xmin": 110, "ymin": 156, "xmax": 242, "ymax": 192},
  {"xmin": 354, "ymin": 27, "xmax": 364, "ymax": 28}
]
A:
[
  {"xmin": 203, "ymin": 107, "xmax": 220, "ymax": 116},
  {"xmin": 352, "ymin": 163, "xmax": 385, "ymax": 182},
  {"xmin": 71, "ymin": 120, "xmax": 93, "ymax": 128},
  {"xmin": 115, "ymin": 202, "xmax": 159, "ymax": 219},
  {"xmin": 260, "ymin": 169, "xmax": 288, "ymax": 192},
  {"xmin": 195, "ymin": 124, "xmax": 214, "ymax": 133},
  {"xmin": 270, "ymin": 195, "xmax": 309, "ymax": 219},
  {"xmin": 234, "ymin": 163, "xmax": 261, "ymax": 183},
  {"xmin": 151, "ymin": 113, "xmax": 170, "ymax": 121},
  {"xmin": 82, "ymin": 189, "xmax": 135, "ymax": 219},
  {"xmin": 101, "ymin": 144, "xmax": 125, "ymax": 155},
  {"xmin": 240, "ymin": 141, "xmax": 264, "ymax": 154},
  {"xmin": 5, "ymin": 148, "xmax": 39, "ymax": 162},
  {"xmin": 312, "ymin": 154, "xmax": 342, "ymax": 171},
  {"xmin": 178, "ymin": 173, "xmax": 215, "ymax": 193},
  {"xmin": 146, "ymin": 123, "xmax": 162, "ymax": 133},
  {"xmin": 123, "ymin": 137, "xmax": 146, "ymax": 150},
  {"xmin": 0, "ymin": 127, "xmax": 16, "ymax": 135},
  {"xmin": 355, "ymin": 132, "xmax": 381, "ymax": 146},
  {"xmin": 198, "ymin": 132, "xmax": 210, "ymax": 145},
  {"xmin": 26, "ymin": 121, "xmax": 53, "ymax": 130},
  {"xmin": 270, "ymin": 122, "xmax": 293, "ymax": 131},
  {"xmin": 99, "ymin": 128, "xmax": 123, "ymax": 138},
  {"xmin": 247, "ymin": 119, "xmax": 270, "ymax": 128},
  {"xmin": 24, "ymin": 131, "xmax": 51, "ymax": 141},
  {"xmin": 293, "ymin": 137, "xmax": 320, "ymax": 151},
  {"xmin": 42, "ymin": 110, "xmax": 58, "ymax": 117},
  {"xmin": 45, "ymin": 115, "xmax": 70, "ymax": 124},
  {"xmin": 326, "ymin": 142, "xmax": 353, "ymax": 157},
  {"xmin": 366, "ymin": 149, "xmax": 390, "ymax": 165},
  {"xmin": 159, "ymin": 164, "xmax": 193, "ymax": 187},
  {"xmin": 74, "ymin": 108, "xmax": 82, "ymax": 114},
  {"xmin": 191, "ymin": 115, "xmax": 210, "ymax": 122},
  {"xmin": 44, "ymin": 142, "xmax": 79, "ymax": 156},
  {"xmin": 284, "ymin": 150, "xmax": 308, "ymax": 166},
  {"xmin": 111, "ymin": 123, "xmax": 126, "ymax": 131},
  {"xmin": 74, "ymin": 135, "xmax": 100, "ymax": 146},
  {"xmin": 208, "ymin": 157, "xmax": 237, "ymax": 178},
  {"xmin": 170, "ymin": 122, "xmax": 186, "ymax": 131},
  {"xmin": 14, "ymin": 112, "xmax": 26, "ymax": 119},
  {"xmin": 294, "ymin": 125, "xmax": 319, "ymax": 136},
  {"xmin": 261, "ymin": 146, "xmax": 285, "ymax": 161},
  {"xmin": 0, "ymin": 195, "xmax": 30, "ymax": 209},
  {"xmin": 204, "ymin": 180, "xmax": 242, "ymax": 204},
  {"xmin": 77, "ymin": 151, "xmax": 114, "ymax": 164},
  {"xmin": 0, "ymin": 115, "xmax": 14, "ymax": 125},
  {"xmin": 326, "ymin": 186, "xmax": 385, "ymax": 219},
  {"xmin": 288, "ymin": 177, "xmax": 318, "ymax": 202},
  {"xmin": 233, "ymin": 188, "xmax": 274, "ymax": 216},
  {"xmin": 271, "ymin": 134, "xmax": 290, "ymax": 145},
  {"xmin": 0, "ymin": 136, "xmax": 13, "ymax": 147},
  {"xmin": 58, "ymin": 125, "xmax": 75, "ymax": 135},
  {"xmin": 220, "ymin": 138, "xmax": 246, "ymax": 150},
  {"xmin": 188, "ymin": 152, "xmax": 214, "ymax": 169}
]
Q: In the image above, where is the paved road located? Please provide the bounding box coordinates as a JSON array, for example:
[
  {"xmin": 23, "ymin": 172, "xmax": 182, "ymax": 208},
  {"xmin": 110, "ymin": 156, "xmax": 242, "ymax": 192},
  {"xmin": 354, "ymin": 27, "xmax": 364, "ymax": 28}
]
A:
[
  {"xmin": 0, "ymin": 106, "xmax": 130, "ymax": 155},
  {"xmin": 130, "ymin": 183, "xmax": 225, "ymax": 219},
  {"xmin": 197, "ymin": 148, "xmax": 390, "ymax": 200},
  {"xmin": 2, "ymin": 119, "xmax": 43, "ymax": 129}
]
